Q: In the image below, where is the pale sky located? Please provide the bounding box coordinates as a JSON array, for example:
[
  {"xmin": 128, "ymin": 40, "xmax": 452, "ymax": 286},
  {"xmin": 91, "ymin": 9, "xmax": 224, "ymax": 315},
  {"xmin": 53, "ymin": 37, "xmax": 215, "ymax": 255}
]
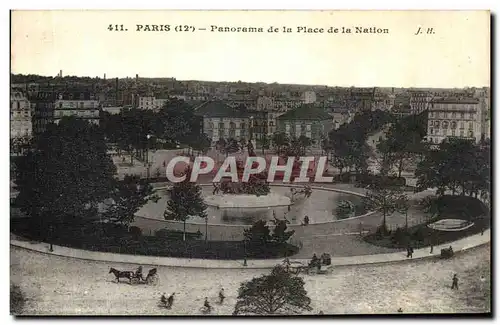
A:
[{"xmin": 11, "ymin": 10, "xmax": 490, "ymax": 87}]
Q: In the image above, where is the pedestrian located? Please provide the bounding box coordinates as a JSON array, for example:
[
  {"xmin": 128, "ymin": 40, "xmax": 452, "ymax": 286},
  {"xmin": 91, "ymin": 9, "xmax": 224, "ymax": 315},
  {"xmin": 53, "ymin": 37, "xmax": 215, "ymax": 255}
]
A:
[
  {"xmin": 407, "ymin": 246, "xmax": 413, "ymax": 258},
  {"xmin": 243, "ymin": 257, "xmax": 247, "ymax": 267},
  {"xmin": 481, "ymin": 227, "xmax": 485, "ymax": 235},
  {"xmin": 451, "ymin": 274, "xmax": 459, "ymax": 290},
  {"xmin": 430, "ymin": 244, "xmax": 434, "ymax": 254}
]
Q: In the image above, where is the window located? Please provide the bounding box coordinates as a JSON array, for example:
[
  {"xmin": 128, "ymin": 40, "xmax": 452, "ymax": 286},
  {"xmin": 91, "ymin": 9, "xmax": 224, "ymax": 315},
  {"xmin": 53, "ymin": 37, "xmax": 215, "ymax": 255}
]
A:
[
  {"xmin": 452, "ymin": 112, "xmax": 456, "ymax": 118},
  {"xmin": 470, "ymin": 113, "xmax": 474, "ymax": 120},
  {"xmin": 434, "ymin": 121, "xmax": 440, "ymax": 128},
  {"xmin": 269, "ymin": 121, "xmax": 274, "ymax": 127},
  {"xmin": 451, "ymin": 121, "xmax": 457, "ymax": 129},
  {"xmin": 468, "ymin": 122, "xmax": 473, "ymax": 129},
  {"xmin": 460, "ymin": 122, "xmax": 464, "ymax": 129},
  {"xmin": 240, "ymin": 123, "xmax": 246, "ymax": 129},
  {"xmin": 442, "ymin": 121, "xmax": 449, "ymax": 129},
  {"xmin": 218, "ymin": 122, "xmax": 224, "ymax": 129},
  {"xmin": 452, "ymin": 129, "xmax": 456, "ymax": 136},
  {"xmin": 460, "ymin": 130, "xmax": 464, "ymax": 137},
  {"xmin": 59, "ymin": 102, "xmax": 63, "ymax": 108},
  {"xmin": 209, "ymin": 122, "xmax": 214, "ymax": 129},
  {"xmin": 430, "ymin": 128, "xmax": 434, "ymax": 134},
  {"xmin": 229, "ymin": 122, "xmax": 236, "ymax": 129},
  {"xmin": 461, "ymin": 112, "xmax": 465, "ymax": 119}
]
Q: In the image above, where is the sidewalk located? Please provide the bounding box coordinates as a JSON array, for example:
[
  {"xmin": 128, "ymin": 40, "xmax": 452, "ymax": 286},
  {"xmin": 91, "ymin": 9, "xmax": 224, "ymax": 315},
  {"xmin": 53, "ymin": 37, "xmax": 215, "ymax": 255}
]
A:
[{"xmin": 10, "ymin": 229, "xmax": 490, "ymax": 270}]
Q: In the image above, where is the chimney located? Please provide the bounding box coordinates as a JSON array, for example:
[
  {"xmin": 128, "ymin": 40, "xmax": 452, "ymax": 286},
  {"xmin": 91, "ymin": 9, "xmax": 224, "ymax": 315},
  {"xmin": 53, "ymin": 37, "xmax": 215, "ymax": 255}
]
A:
[
  {"xmin": 115, "ymin": 77, "xmax": 119, "ymax": 105},
  {"xmin": 59, "ymin": 70, "xmax": 63, "ymax": 78},
  {"xmin": 104, "ymin": 73, "xmax": 106, "ymax": 80}
]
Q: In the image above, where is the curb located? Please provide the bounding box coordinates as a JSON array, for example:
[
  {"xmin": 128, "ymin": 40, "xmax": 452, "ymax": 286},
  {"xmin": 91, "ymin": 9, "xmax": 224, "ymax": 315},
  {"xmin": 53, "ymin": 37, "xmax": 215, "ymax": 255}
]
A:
[{"xmin": 10, "ymin": 232, "xmax": 490, "ymax": 270}]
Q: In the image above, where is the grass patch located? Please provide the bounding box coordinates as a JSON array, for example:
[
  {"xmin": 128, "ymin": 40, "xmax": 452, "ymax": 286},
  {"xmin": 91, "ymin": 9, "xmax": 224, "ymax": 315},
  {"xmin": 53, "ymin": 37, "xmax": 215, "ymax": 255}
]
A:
[
  {"xmin": 11, "ymin": 218, "xmax": 299, "ymax": 260},
  {"xmin": 364, "ymin": 195, "xmax": 490, "ymax": 249}
]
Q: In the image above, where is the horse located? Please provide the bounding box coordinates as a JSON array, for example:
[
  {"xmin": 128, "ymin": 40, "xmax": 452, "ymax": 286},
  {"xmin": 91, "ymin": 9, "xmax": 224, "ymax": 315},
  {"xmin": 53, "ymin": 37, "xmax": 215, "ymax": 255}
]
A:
[{"xmin": 109, "ymin": 267, "xmax": 134, "ymax": 283}]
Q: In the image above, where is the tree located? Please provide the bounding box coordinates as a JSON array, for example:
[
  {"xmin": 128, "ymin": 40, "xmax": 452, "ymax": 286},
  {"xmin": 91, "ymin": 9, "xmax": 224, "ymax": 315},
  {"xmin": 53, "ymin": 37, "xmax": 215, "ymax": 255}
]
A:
[
  {"xmin": 271, "ymin": 219, "xmax": 295, "ymax": 244},
  {"xmin": 415, "ymin": 138, "xmax": 490, "ymax": 197},
  {"xmin": 14, "ymin": 117, "xmax": 117, "ymax": 228},
  {"xmin": 164, "ymin": 168, "xmax": 207, "ymax": 241},
  {"xmin": 157, "ymin": 98, "xmax": 201, "ymax": 147},
  {"xmin": 215, "ymin": 138, "xmax": 227, "ymax": 154},
  {"xmin": 363, "ymin": 186, "xmax": 408, "ymax": 234},
  {"xmin": 225, "ymin": 138, "xmax": 240, "ymax": 155},
  {"xmin": 104, "ymin": 175, "xmax": 159, "ymax": 226},
  {"xmin": 243, "ymin": 220, "xmax": 272, "ymax": 254},
  {"xmin": 233, "ymin": 265, "xmax": 312, "ymax": 315},
  {"xmin": 272, "ymin": 132, "xmax": 289, "ymax": 154},
  {"xmin": 190, "ymin": 133, "xmax": 212, "ymax": 155},
  {"xmin": 257, "ymin": 134, "xmax": 270, "ymax": 154}
]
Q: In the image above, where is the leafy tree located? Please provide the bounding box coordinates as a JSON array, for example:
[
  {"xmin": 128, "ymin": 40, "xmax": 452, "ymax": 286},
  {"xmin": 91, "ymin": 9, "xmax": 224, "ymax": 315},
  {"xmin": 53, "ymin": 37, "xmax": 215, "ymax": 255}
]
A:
[
  {"xmin": 157, "ymin": 98, "xmax": 201, "ymax": 147},
  {"xmin": 415, "ymin": 138, "xmax": 490, "ymax": 198},
  {"xmin": 243, "ymin": 220, "xmax": 272, "ymax": 253},
  {"xmin": 225, "ymin": 138, "xmax": 240, "ymax": 155},
  {"xmin": 215, "ymin": 138, "xmax": 227, "ymax": 154},
  {"xmin": 164, "ymin": 167, "xmax": 207, "ymax": 241},
  {"xmin": 377, "ymin": 112, "xmax": 428, "ymax": 177},
  {"xmin": 233, "ymin": 265, "xmax": 312, "ymax": 315},
  {"xmin": 104, "ymin": 175, "xmax": 159, "ymax": 226},
  {"xmin": 363, "ymin": 186, "xmax": 408, "ymax": 235},
  {"xmin": 190, "ymin": 133, "xmax": 212, "ymax": 155},
  {"xmin": 14, "ymin": 117, "xmax": 117, "ymax": 227},
  {"xmin": 271, "ymin": 219, "xmax": 295, "ymax": 244},
  {"xmin": 257, "ymin": 134, "xmax": 270, "ymax": 154},
  {"xmin": 272, "ymin": 132, "xmax": 289, "ymax": 154}
]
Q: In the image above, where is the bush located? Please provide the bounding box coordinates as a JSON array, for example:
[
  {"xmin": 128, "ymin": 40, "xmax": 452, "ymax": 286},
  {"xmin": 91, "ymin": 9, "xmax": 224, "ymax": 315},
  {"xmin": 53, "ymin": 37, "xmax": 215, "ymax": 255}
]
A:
[
  {"xmin": 336, "ymin": 200, "xmax": 354, "ymax": 219},
  {"xmin": 128, "ymin": 226, "xmax": 142, "ymax": 238},
  {"xmin": 374, "ymin": 224, "xmax": 390, "ymax": 238},
  {"xmin": 390, "ymin": 227, "xmax": 410, "ymax": 245},
  {"xmin": 155, "ymin": 228, "xmax": 202, "ymax": 240}
]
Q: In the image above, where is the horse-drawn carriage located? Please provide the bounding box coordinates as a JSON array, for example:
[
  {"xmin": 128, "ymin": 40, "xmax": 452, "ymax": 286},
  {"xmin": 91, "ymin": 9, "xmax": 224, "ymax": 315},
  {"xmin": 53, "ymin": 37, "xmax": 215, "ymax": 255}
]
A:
[
  {"xmin": 282, "ymin": 254, "xmax": 333, "ymax": 275},
  {"xmin": 109, "ymin": 266, "xmax": 160, "ymax": 285}
]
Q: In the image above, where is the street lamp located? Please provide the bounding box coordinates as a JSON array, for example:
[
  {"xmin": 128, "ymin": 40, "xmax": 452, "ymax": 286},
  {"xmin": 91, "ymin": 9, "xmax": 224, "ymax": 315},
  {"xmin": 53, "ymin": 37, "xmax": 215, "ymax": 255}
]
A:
[{"xmin": 146, "ymin": 134, "xmax": 152, "ymax": 179}]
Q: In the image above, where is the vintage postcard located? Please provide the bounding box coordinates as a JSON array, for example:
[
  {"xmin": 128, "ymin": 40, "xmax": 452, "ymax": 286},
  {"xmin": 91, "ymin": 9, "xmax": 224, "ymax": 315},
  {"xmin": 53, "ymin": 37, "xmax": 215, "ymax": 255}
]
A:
[{"xmin": 10, "ymin": 10, "xmax": 491, "ymax": 316}]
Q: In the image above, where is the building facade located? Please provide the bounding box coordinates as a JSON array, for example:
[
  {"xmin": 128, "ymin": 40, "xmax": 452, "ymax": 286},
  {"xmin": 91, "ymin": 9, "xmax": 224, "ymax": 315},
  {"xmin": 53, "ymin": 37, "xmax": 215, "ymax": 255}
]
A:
[
  {"xmin": 10, "ymin": 90, "xmax": 32, "ymax": 138},
  {"xmin": 426, "ymin": 98, "xmax": 483, "ymax": 144},
  {"xmin": 138, "ymin": 96, "xmax": 169, "ymax": 111},
  {"xmin": 276, "ymin": 105, "xmax": 333, "ymax": 147},
  {"xmin": 409, "ymin": 90, "xmax": 433, "ymax": 115},
  {"xmin": 53, "ymin": 93, "xmax": 100, "ymax": 125}
]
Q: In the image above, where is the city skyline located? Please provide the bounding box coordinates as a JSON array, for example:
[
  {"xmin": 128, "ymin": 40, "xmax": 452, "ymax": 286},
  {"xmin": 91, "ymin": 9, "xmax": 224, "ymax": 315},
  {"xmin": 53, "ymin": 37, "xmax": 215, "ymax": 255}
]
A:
[{"xmin": 11, "ymin": 10, "xmax": 490, "ymax": 88}]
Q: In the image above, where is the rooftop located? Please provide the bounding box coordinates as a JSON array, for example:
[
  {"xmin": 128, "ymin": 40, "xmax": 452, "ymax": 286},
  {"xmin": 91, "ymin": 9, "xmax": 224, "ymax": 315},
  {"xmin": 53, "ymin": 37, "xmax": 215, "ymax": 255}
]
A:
[
  {"xmin": 195, "ymin": 101, "xmax": 252, "ymax": 118},
  {"xmin": 277, "ymin": 104, "xmax": 332, "ymax": 120}
]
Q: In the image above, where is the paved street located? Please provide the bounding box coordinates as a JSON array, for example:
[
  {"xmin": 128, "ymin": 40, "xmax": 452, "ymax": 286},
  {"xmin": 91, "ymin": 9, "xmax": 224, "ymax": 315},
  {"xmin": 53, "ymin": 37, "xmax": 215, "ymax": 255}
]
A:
[{"xmin": 10, "ymin": 244, "xmax": 491, "ymax": 315}]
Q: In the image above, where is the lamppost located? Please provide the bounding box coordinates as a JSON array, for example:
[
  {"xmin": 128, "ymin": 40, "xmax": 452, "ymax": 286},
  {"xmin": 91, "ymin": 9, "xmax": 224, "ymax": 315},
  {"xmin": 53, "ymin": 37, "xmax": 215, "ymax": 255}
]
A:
[
  {"xmin": 146, "ymin": 134, "xmax": 152, "ymax": 179},
  {"xmin": 48, "ymin": 225, "xmax": 54, "ymax": 252},
  {"xmin": 205, "ymin": 216, "xmax": 210, "ymax": 244}
]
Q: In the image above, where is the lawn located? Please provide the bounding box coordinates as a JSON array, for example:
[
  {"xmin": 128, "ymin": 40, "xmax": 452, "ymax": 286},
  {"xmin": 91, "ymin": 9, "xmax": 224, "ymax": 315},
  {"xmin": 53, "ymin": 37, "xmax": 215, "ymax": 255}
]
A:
[{"xmin": 364, "ymin": 195, "xmax": 490, "ymax": 249}]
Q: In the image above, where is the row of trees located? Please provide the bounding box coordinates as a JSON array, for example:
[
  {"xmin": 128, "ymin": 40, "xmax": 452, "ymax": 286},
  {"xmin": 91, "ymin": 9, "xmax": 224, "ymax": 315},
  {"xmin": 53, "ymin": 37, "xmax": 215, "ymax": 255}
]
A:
[
  {"xmin": 324, "ymin": 110, "xmax": 393, "ymax": 175},
  {"xmin": 100, "ymin": 98, "xmax": 211, "ymax": 160},
  {"xmin": 377, "ymin": 112, "xmax": 428, "ymax": 177},
  {"xmin": 14, "ymin": 118, "xmax": 156, "ymax": 232},
  {"xmin": 415, "ymin": 137, "xmax": 490, "ymax": 199}
]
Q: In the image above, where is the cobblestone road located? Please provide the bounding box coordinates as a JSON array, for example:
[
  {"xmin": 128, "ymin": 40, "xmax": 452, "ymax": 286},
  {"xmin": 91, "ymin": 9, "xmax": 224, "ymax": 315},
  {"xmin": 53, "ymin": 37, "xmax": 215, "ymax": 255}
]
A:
[{"xmin": 11, "ymin": 244, "xmax": 490, "ymax": 315}]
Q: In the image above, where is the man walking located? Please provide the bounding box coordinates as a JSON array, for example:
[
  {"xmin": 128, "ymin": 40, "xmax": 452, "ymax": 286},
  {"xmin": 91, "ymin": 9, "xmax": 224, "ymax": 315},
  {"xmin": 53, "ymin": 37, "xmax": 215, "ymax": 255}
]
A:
[{"xmin": 451, "ymin": 274, "xmax": 459, "ymax": 290}]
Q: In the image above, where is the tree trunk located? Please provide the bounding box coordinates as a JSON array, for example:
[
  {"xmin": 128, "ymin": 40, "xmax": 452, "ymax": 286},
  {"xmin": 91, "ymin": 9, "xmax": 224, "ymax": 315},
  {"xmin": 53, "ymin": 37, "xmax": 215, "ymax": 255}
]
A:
[{"xmin": 398, "ymin": 158, "xmax": 403, "ymax": 178}]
